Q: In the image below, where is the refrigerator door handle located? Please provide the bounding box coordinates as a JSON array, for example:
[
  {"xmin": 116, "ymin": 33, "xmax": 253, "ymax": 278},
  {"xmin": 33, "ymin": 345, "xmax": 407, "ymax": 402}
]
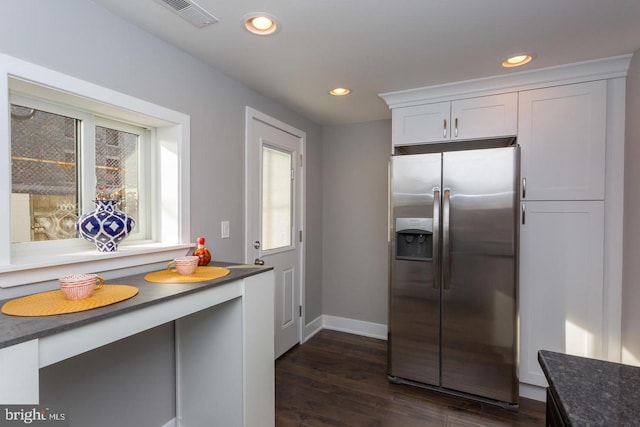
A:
[
  {"xmin": 432, "ymin": 188, "xmax": 441, "ymax": 289},
  {"xmin": 443, "ymin": 189, "xmax": 451, "ymax": 290}
]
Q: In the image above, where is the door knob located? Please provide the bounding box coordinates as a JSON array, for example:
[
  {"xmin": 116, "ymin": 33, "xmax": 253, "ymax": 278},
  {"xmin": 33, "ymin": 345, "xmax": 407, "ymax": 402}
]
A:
[{"xmin": 254, "ymin": 258, "xmax": 265, "ymax": 266}]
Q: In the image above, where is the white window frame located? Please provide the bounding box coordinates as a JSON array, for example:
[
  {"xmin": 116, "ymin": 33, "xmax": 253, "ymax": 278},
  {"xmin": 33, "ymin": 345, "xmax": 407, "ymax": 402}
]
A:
[
  {"xmin": 8, "ymin": 96, "xmax": 152, "ymax": 245},
  {"xmin": 94, "ymin": 117, "xmax": 151, "ymax": 242},
  {"xmin": 0, "ymin": 52, "xmax": 192, "ymax": 288}
]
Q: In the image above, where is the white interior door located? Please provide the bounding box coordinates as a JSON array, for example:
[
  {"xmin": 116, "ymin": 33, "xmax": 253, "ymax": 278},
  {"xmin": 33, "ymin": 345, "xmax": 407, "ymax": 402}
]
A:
[{"xmin": 245, "ymin": 107, "xmax": 304, "ymax": 359}]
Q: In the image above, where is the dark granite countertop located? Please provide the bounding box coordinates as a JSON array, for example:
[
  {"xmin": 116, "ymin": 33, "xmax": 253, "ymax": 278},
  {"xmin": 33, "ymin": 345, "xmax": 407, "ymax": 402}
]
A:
[
  {"xmin": 0, "ymin": 262, "xmax": 272, "ymax": 350},
  {"xmin": 538, "ymin": 350, "xmax": 640, "ymax": 426}
]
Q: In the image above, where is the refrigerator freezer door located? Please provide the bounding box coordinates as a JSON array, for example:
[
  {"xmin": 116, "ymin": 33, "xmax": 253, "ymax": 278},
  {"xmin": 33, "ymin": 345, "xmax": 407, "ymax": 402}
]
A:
[
  {"xmin": 441, "ymin": 146, "xmax": 519, "ymax": 404},
  {"xmin": 389, "ymin": 153, "xmax": 442, "ymax": 386}
]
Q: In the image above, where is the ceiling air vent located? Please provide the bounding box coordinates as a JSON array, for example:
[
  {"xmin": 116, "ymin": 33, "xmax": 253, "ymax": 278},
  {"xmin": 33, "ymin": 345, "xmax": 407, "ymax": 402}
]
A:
[{"xmin": 154, "ymin": 0, "xmax": 219, "ymax": 28}]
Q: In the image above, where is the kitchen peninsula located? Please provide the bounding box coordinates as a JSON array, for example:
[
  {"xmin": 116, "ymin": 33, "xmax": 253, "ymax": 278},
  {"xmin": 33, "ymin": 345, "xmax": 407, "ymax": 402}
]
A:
[
  {"xmin": 538, "ymin": 350, "xmax": 640, "ymax": 426},
  {"xmin": 0, "ymin": 262, "xmax": 274, "ymax": 427}
]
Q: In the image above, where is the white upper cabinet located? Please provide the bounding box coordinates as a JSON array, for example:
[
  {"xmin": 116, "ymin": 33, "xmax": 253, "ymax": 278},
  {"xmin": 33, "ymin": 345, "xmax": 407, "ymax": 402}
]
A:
[
  {"xmin": 392, "ymin": 101, "xmax": 450, "ymax": 145},
  {"xmin": 518, "ymin": 81, "xmax": 607, "ymax": 201},
  {"xmin": 392, "ymin": 93, "xmax": 517, "ymax": 146},
  {"xmin": 450, "ymin": 93, "xmax": 518, "ymax": 140}
]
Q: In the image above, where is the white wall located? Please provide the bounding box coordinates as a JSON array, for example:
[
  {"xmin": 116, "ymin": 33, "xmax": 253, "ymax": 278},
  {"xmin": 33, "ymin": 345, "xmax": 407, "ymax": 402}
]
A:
[
  {"xmin": 0, "ymin": 1, "xmax": 323, "ymax": 424},
  {"xmin": 622, "ymin": 49, "xmax": 640, "ymax": 365},
  {"xmin": 322, "ymin": 120, "xmax": 391, "ymax": 325}
]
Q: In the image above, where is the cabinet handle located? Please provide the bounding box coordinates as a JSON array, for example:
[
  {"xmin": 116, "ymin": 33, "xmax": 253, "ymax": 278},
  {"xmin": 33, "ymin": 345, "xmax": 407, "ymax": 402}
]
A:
[
  {"xmin": 443, "ymin": 119, "xmax": 447, "ymax": 138},
  {"xmin": 443, "ymin": 189, "xmax": 451, "ymax": 290},
  {"xmin": 522, "ymin": 203, "xmax": 526, "ymax": 225},
  {"xmin": 454, "ymin": 118, "xmax": 458, "ymax": 138},
  {"xmin": 522, "ymin": 177, "xmax": 526, "ymax": 199},
  {"xmin": 433, "ymin": 188, "xmax": 441, "ymax": 289}
]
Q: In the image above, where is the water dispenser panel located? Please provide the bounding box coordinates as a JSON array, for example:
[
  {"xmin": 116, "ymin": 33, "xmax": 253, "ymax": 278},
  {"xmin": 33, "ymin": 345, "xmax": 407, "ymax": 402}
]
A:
[{"xmin": 395, "ymin": 218, "xmax": 433, "ymax": 261}]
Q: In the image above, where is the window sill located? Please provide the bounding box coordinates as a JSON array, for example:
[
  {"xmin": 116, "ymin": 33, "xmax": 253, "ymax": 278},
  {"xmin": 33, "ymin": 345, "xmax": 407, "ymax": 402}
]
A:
[{"xmin": 0, "ymin": 243, "xmax": 195, "ymax": 288}]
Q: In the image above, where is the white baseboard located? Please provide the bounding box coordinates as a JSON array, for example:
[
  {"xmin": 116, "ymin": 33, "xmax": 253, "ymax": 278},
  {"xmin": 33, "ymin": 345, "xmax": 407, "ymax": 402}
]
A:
[
  {"xmin": 303, "ymin": 315, "xmax": 324, "ymax": 342},
  {"xmin": 323, "ymin": 315, "xmax": 387, "ymax": 340},
  {"xmin": 519, "ymin": 383, "xmax": 546, "ymax": 402},
  {"xmin": 307, "ymin": 315, "xmax": 387, "ymax": 340}
]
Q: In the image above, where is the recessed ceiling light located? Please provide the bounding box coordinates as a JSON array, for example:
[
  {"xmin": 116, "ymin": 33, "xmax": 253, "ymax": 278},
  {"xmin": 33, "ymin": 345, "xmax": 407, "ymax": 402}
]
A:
[
  {"xmin": 243, "ymin": 13, "xmax": 279, "ymax": 35},
  {"xmin": 502, "ymin": 54, "xmax": 534, "ymax": 68},
  {"xmin": 329, "ymin": 87, "xmax": 351, "ymax": 96}
]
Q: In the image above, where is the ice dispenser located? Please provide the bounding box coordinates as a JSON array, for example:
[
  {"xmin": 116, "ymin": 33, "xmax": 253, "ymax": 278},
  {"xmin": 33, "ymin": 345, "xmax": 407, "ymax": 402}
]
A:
[{"xmin": 395, "ymin": 218, "xmax": 433, "ymax": 261}]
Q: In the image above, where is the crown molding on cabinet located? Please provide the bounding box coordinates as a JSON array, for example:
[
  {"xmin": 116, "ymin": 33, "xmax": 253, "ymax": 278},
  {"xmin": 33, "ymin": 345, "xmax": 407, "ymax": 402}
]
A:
[{"xmin": 379, "ymin": 54, "xmax": 632, "ymax": 109}]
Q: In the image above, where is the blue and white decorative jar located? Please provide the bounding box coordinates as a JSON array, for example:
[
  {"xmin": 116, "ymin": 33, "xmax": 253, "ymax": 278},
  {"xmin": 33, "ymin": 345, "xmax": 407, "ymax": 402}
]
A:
[{"xmin": 76, "ymin": 200, "xmax": 135, "ymax": 252}]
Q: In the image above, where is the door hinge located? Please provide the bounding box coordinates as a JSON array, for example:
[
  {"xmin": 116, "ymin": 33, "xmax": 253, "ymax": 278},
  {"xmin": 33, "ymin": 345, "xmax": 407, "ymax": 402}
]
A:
[
  {"xmin": 299, "ymin": 305, "xmax": 302, "ymax": 317},
  {"xmin": 299, "ymin": 230, "xmax": 303, "ymax": 242},
  {"xmin": 299, "ymin": 154, "xmax": 303, "ymax": 167},
  {"xmin": 291, "ymin": 167, "xmax": 294, "ymax": 180}
]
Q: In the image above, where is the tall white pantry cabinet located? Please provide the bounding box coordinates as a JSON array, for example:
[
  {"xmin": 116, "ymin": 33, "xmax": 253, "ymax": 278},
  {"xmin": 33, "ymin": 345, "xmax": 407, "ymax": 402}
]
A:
[
  {"xmin": 379, "ymin": 55, "xmax": 630, "ymax": 400},
  {"xmin": 518, "ymin": 81, "xmax": 607, "ymax": 389}
]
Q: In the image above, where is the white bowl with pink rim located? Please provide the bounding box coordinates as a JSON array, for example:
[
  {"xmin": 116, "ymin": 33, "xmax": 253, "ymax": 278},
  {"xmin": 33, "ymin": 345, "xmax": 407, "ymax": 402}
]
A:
[
  {"xmin": 167, "ymin": 256, "xmax": 199, "ymax": 275},
  {"xmin": 59, "ymin": 273, "xmax": 105, "ymax": 300}
]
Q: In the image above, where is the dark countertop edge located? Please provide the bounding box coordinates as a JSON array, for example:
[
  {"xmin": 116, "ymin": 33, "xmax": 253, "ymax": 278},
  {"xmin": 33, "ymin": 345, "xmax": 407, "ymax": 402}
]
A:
[
  {"xmin": 0, "ymin": 262, "xmax": 272, "ymax": 350},
  {"xmin": 538, "ymin": 349, "xmax": 640, "ymax": 427},
  {"xmin": 538, "ymin": 351, "xmax": 572, "ymax": 425}
]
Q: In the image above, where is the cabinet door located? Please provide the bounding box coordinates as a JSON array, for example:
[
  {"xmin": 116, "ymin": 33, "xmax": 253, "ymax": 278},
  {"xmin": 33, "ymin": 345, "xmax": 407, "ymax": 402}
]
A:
[
  {"xmin": 451, "ymin": 92, "xmax": 518, "ymax": 140},
  {"xmin": 519, "ymin": 200, "xmax": 604, "ymax": 387},
  {"xmin": 519, "ymin": 81, "xmax": 606, "ymax": 200},
  {"xmin": 392, "ymin": 102, "xmax": 450, "ymax": 146}
]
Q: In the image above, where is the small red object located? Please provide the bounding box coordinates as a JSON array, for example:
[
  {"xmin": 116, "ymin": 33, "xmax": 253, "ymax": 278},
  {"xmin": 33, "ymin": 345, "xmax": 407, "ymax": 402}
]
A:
[{"xmin": 193, "ymin": 237, "xmax": 211, "ymax": 266}]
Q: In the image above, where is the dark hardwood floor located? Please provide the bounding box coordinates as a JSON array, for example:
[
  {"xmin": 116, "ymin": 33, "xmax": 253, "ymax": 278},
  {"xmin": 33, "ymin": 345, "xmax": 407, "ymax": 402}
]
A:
[{"xmin": 276, "ymin": 330, "xmax": 545, "ymax": 427}]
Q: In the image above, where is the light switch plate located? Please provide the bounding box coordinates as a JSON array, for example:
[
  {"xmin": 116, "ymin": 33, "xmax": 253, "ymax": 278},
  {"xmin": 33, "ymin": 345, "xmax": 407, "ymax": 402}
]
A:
[{"xmin": 221, "ymin": 220, "xmax": 230, "ymax": 239}]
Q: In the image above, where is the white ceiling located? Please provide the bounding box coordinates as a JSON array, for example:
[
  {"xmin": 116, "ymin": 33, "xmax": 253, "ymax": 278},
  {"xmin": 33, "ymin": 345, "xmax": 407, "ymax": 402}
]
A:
[{"xmin": 92, "ymin": 0, "xmax": 640, "ymax": 126}]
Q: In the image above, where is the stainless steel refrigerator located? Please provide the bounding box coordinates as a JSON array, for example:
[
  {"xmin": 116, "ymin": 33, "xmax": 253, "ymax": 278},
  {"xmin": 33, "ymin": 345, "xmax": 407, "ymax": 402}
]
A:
[{"xmin": 388, "ymin": 144, "xmax": 519, "ymax": 407}]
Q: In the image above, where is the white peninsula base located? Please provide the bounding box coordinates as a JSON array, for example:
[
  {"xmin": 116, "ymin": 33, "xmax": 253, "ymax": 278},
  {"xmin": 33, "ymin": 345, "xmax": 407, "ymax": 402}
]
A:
[{"xmin": 0, "ymin": 269, "xmax": 275, "ymax": 427}]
